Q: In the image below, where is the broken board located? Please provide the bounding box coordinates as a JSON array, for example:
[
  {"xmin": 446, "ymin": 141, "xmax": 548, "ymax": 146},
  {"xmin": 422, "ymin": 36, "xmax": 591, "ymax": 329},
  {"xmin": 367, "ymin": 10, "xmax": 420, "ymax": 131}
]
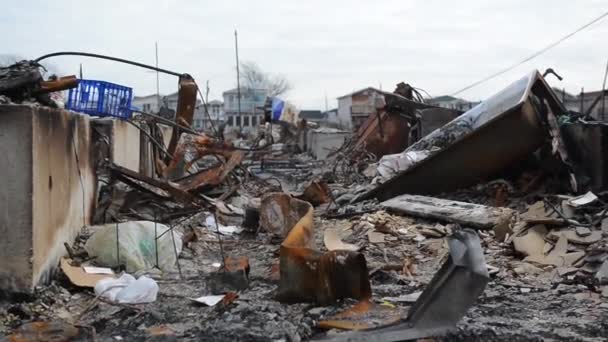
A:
[{"xmin": 382, "ymin": 194, "xmax": 514, "ymax": 229}]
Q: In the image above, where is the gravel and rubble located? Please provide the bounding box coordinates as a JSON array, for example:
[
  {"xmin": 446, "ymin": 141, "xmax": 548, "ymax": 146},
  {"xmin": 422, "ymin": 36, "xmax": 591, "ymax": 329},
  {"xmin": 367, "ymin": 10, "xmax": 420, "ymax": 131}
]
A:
[{"xmin": 3, "ymin": 181, "xmax": 608, "ymax": 341}]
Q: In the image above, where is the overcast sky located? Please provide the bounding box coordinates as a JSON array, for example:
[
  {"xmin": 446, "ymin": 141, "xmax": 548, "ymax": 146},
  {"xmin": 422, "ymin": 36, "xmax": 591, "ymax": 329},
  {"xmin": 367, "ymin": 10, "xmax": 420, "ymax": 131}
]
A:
[{"xmin": 2, "ymin": 1, "xmax": 608, "ymax": 109}]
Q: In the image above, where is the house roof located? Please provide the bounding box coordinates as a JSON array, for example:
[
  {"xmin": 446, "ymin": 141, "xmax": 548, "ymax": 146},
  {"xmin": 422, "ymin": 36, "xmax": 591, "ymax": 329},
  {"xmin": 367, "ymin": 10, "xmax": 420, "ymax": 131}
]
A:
[
  {"xmin": 299, "ymin": 110, "xmax": 325, "ymax": 120},
  {"xmin": 581, "ymin": 90, "xmax": 608, "ymax": 98},
  {"xmin": 551, "ymin": 87, "xmax": 577, "ymax": 100},
  {"xmin": 134, "ymin": 94, "xmax": 164, "ymax": 100},
  {"xmin": 208, "ymin": 99, "xmax": 223, "ymax": 105},
  {"xmin": 222, "ymin": 87, "xmax": 268, "ymax": 95},
  {"xmin": 164, "ymin": 91, "xmax": 179, "ymax": 99},
  {"xmin": 430, "ymin": 95, "xmax": 460, "ymax": 102},
  {"xmin": 337, "ymin": 87, "xmax": 383, "ymax": 100}
]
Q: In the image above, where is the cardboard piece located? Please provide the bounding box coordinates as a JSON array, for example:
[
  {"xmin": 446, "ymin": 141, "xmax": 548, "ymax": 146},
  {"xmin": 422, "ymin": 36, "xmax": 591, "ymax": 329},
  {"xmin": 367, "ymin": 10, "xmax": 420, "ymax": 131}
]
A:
[
  {"xmin": 568, "ymin": 191, "xmax": 598, "ymax": 207},
  {"xmin": 513, "ymin": 225, "xmax": 547, "ymax": 257},
  {"xmin": 324, "ymin": 229, "xmax": 359, "ymax": 251},
  {"xmin": 60, "ymin": 258, "xmax": 115, "ymax": 288},
  {"xmin": 83, "ymin": 266, "xmax": 114, "ymax": 275},
  {"xmin": 367, "ymin": 231, "xmax": 385, "ymax": 244},
  {"xmin": 190, "ymin": 295, "xmax": 225, "ymax": 306}
]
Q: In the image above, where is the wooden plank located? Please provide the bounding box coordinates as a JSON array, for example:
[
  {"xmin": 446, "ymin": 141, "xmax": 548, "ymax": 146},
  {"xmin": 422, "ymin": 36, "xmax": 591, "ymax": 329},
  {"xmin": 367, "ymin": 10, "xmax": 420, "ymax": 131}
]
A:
[{"xmin": 382, "ymin": 194, "xmax": 515, "ymax": 229}]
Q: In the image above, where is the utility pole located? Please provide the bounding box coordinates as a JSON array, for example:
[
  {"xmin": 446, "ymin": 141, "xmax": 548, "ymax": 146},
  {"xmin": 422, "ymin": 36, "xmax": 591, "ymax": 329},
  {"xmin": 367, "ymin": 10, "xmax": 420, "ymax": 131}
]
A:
[
  {"xmin": 580, "ymin": 87, "xmax": 584, "ymax": 114},
  {"xmin": 155, "ymin": 42, "xmax": 160, "ymax": 111},
  {"xmin": 205, "ymin": 80, "xmax": 210, "ymax": 128},
  {"xmin": 324, "ymin": 92, "xmax": 328, "ymax": 112},
  {"xmin": 601, "ymin": 59, "xmax": 608, "ymax": 121},
  {"xmin": 235, "ymin": 30, "xmax": 242, "ymax": 128}
]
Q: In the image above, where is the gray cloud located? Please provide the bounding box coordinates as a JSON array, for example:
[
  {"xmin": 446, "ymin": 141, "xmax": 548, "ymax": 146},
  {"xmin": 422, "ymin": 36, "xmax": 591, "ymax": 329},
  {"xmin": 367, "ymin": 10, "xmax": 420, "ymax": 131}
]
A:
[{"xmin": 3, "ymin": 0, "xmax": 608, "ymax": 108}]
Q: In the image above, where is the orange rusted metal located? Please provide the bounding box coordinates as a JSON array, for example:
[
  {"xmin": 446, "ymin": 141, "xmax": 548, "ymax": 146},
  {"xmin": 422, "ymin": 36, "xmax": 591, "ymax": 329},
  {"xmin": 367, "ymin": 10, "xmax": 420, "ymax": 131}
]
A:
[
  {"xmin": 270, "ymin": 194, "xmax": 371, "ymax": 305},
  {"xmin": 318, "ymin": 300, "xmax": 402, "ymax": 331},
  {"xmin": 295, "ymin": 180, "xmax": 331, "ymax": 206},
  {"xmin": 260, "ymin": 193, "xmax": 313, "ymax": 238},
  {"xmin": 163, "ymin": 132, "xmax": 235, "ymax": 180},
  {"xmin": 38, "ymin": 75, "xmax": 79, "ymax": 93},
  {"xmin": 222, "ymin": 291, "xmax": 239, "ymax": 306},
  {"xmin": 8, "ymin": 321, "xmax": 82, "ymax": 342},
  {"xmin": 175, "ymin": 151, "xmax": 244, "ymax": 192},
  {"xmin": 223, "ymin": 256, "xmax": 250, "ymax": 274},
  {"xmin": 166, "ymin": 75, "xmax": 198, "ymax": 158},
  {"xmin": 109, "ymin": 163, "xmax": 198, "ymax": 205},
  {"xmin": 361, "ymin": 70, "xmax": 567, "ymax": 202},
  {"xmin": 354, "ymin": 110, "xmax": 411, "ymax": 158}
]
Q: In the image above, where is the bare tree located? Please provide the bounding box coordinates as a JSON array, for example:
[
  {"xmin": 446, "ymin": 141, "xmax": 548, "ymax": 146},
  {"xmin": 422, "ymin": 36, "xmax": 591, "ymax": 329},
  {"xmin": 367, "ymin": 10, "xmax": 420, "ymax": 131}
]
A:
[{"xmin": 239, "ymin": 61, "xmax": 292, "ymax": 97}]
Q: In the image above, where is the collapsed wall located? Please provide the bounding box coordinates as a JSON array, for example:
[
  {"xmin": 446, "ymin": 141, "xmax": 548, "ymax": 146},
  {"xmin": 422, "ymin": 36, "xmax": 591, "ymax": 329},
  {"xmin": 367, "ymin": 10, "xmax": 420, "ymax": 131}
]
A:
[
  {"xmin": 0, "ymin": 105, "xmax": 95, "ymax": 292},
  {"xmin": 0, "ymin": 105, "xmax": 146, "ymax": 292}
]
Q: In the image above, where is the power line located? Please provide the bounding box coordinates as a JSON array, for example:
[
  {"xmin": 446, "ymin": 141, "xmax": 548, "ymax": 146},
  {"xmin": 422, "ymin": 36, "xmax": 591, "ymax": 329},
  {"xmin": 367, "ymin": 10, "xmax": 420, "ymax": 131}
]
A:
[{"xmin": 451, "ymin": 10, "xmax": 608, "ymax": 96}]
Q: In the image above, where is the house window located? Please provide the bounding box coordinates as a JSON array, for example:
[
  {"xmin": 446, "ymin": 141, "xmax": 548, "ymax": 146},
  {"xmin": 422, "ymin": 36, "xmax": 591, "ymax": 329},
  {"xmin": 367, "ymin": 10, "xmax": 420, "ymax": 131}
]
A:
[
  {"xmin": 244, "ymin": 116, "xmax": 250, "ymax": 127},
  {"xmin": 252, "ymin": 116, "xmax": 257, "ymax": 126},
  {"xmin": 236, "ymin": 116, "xmax": 241, "ymax": 126},
  {"xmin": 227, "ymin": 116, "xmax": 234, "ymax": 126}
]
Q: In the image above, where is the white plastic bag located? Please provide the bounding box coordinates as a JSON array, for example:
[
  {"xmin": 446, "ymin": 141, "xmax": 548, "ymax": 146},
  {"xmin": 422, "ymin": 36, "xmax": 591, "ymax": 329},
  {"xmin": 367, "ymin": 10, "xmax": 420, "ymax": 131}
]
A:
[
  {"xmin": 85, "ymin": 221, "xmax": 183, "ymax": 272},
  {"xmin": 94, "ymin": 274, "xmax": 158, "ymax": 304},
  {"xmin": 94, "ymin": 274, "xmax": 135, "ymax": 302}
]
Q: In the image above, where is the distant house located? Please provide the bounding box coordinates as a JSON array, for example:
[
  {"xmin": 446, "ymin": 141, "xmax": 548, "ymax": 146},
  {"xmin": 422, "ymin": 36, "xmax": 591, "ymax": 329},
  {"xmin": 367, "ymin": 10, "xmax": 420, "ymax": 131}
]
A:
[
  {"xmin": 132, "ymin": 94, "xmax": 163, "ymax": 113},
  {"xmin": 193, "ymin": 100, "xmax": 224, "ymax": 131},
  {"xmin": 298, "ymin": 110, "xmax": 327, "ymax": 125},
  {"xmin": 553, "ymin": 87, "xmax": 608, "ymax": 120},
  {"xmin": 222, "ymin": 87, "xmax": 268, "ymax": 133},
  {"xmin": 324, "ymin": 108, "xmax": 339, "ymax": 127},
  {"xmin": 337, "ymin": 87, "xmax": 384, "ymax": 131},
  {"xmin": 428, "ymin": 95, "xmax": 479, "ymax": 111},
  {"xmin": 162, "ymin": 91, "xmax": 202, "ymax": 113}
]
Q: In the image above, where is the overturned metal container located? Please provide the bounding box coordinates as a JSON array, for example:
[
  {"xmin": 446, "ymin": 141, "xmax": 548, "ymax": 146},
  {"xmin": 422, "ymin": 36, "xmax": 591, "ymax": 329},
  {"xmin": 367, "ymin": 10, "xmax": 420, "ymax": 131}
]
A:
[
  {"xmin": 361, "ymin": 70, "xmax": 566, "ymax": 202},
  {"xmin": 317, "ymin": 229, "xmax": 489, "ymax": 341}
]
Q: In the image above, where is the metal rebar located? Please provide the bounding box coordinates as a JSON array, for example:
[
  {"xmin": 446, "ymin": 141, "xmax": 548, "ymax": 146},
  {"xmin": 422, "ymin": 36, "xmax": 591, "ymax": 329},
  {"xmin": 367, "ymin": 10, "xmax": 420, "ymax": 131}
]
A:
[
  {"xmin": 213, "ymin": 211, "xmax": 226, "ymax": 267},
  {"xmin": 115, "ymin": 222, "xmax": 120, "ymax": 269},
  {"xmin": 35, "ymin": 51, "xmax": 183, "ymax": 77},
  {"xmin": 169, "ymin": 222, "xmax": 183, "ymax": 280},
  {"xmin": 154, "ymin": 211, "xmax": 159, "ymax": 269}
]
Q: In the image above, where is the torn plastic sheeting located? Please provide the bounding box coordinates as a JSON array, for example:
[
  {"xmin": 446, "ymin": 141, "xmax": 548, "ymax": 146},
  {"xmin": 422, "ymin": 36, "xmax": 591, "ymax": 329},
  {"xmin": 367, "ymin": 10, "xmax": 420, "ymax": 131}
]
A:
[
  {"xmin": 360, "ymin": 70, "xmax": 567, "ymax": 202},
  {"xmin": 84, "ymin": 221, "xmax": 183, "ymax": 272},
  {"xmin": 205, "ymin": 215, "xmax": 244, "ymax": 235},
  {"xmin": 316, "ymin": 229, "xmax": 489, "ymax": 341},
  {"xmin": 375, "ymin": 148, "xmax": 435, "ymax": 182},
  {"xmin": 273, "ymin": 194, "xmax": 372, "ymax": 305},
  {"xmin": 94, "ymin": 273, "xmax": 159, "ymax": 304}
]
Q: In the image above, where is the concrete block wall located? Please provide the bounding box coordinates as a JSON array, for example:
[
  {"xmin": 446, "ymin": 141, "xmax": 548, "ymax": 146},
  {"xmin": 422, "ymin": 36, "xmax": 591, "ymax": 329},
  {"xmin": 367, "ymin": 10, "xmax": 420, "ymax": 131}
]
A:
[
  {"xmin": 0, "ymin": 107, "xmax": 177, "ymax": 292},
  {"xmin": 112, "ymin": 120, "xmax": 141, "ymax": 173},
  {"xmin": 307, "ymin": 130, "xmax": 350, "ymax": 160},
  {"xmin": 0, "ymin": 105, "xmax": 96, "ymax": 292}
]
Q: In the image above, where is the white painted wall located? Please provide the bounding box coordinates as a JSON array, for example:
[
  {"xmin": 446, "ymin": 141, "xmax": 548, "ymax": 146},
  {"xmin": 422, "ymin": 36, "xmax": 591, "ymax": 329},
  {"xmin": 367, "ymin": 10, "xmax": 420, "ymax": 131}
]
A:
[{"xmin": 337, "ymin": 97, "xmax": 353, "ymax": 130}]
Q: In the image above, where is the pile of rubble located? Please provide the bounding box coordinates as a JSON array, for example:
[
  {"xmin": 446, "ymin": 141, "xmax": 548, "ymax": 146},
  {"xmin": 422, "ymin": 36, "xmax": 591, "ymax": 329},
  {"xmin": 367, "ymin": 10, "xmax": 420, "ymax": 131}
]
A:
[{"xmin": 2, "ymin": 62, "xmax": 608, "ymax": 341}]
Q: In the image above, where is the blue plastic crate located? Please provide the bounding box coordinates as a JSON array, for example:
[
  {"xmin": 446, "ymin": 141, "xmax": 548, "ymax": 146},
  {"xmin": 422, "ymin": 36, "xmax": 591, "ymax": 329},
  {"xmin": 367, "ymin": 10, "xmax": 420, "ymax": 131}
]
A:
[{"xmin": 66, "ymin": 79, "xmax": 133, "ymax": 119}]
